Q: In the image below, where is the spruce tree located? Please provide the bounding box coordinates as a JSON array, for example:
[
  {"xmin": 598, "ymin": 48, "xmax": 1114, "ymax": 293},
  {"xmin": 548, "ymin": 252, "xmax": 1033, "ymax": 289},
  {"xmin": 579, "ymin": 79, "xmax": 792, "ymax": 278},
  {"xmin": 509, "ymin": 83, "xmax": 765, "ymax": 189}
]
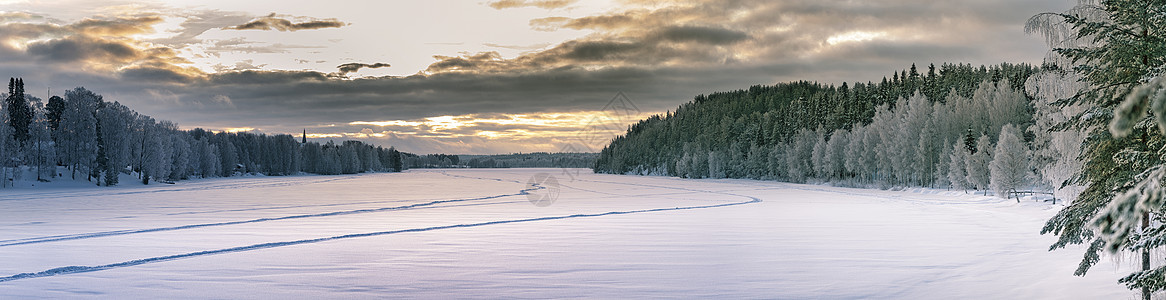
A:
[
  {"xmin": 1029, "ymin": 1, "xmax": 1166, "ymax": 298},
  {"xmin": 46, "ymin": 95, "xmax": 64, "ymax": 136},
  {"xmin": 5, "ymin": 78, "xmax": 31, "ymax": 143}
]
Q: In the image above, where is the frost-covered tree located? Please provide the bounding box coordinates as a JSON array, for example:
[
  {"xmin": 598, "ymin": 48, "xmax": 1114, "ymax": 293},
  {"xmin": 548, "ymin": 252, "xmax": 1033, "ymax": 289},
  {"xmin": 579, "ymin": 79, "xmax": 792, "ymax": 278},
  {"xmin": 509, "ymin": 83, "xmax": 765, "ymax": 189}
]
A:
[
  {"xmin": 786, "ymin": 128, "xmax": 815, "ymax": 183},
  {"xmin": 865, "ymin": 105, "xmax": 891, "ymax": 184},
  {"xmin": 97, "ymin": 102, "xmax": 133, "ymax": 185},
  {"xmin": 168, "ymin": 134, "xmax": 190, "ymax": 181},
  {"xmin": 727, "ymin": 142, "xmax": 745, "ymax": 178},
  {"xmin": 318, "ymin": 142, "xmax": 341, "ymax": 175},
  {"xmin": 767, "ymin": 143, "xmax": 786, "ymax": 180},
  {"xmin": 990, "ymin": 124, "xmax": 1031, "ymax": 200},
  {"xmin": 708, "ymin": 150, "xmax": 726, "ymax": 179},
  {"xmin": 844, "ymin": 125, "xmax": 866, "ymax": 180},
  {"xmin": 825, "ymin": 128, "xmax": 849, "ymax": 180},
  {"xmin": 898, "ymin": 92, "xmax": 932, "ymax": 185},
  {"xmin": 948, "ymin": 142, "xmax": 971, "ymax": 191},
  {"xmin": 339, "ymin": 142, "xmax": 361, "ymax": 174},
  {"xmin": 746, "ymin": 144, "xmax": 767, "ymax": 179},
  {"xmin": 1027, "ymin": 70, "xmax": 1089, "ymax": 202},
  {"xmin": 965, "ymin": 135, "xmax": 993, "ymax": 195},
  {"xmin": 933, "ymin": 137, "xmax": 952, "ymax": 188},
  {"xmin": 811, "ymin": 128, "xmax": 828, "ymax": 179},
  {"xmin": 59, "ymin": 87, "xmax": 100, "ymax": 180},
  {"xmin": 0, "ymin": 104, "xmax": 12, "ymax": 187},
  {"xmin": 28, "ymin": 104, "xmax": 54, "ymax": 181},
  {"xmin": 987, "ymin": 81, "xmax": 1033, "ymax": 140},
  {"xmin": 141, "ymin": 120, "xmax": 174, "ymax": 184},
  {"xmin": 219, "ymin": 138, "xmax": 238, "ymax": 177}
]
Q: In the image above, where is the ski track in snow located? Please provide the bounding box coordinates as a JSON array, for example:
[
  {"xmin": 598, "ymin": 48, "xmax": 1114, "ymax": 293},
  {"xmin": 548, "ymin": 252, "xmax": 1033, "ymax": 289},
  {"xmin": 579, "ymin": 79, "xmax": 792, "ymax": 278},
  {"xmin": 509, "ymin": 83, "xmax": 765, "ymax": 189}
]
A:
[
  {"xmin": 0, "ymin": 185, "xmax": 541, "ymax": 247},
  {"xmin": 0, "ymin": 175, "xmax": 362, "ymax": 202},
  {"xmin": 0, "ymin": 171, "xmax": 525, "ymax": 246},
  {"xmin": 0, "ymin": 171, "xmax": 762, "ymax": 283}
]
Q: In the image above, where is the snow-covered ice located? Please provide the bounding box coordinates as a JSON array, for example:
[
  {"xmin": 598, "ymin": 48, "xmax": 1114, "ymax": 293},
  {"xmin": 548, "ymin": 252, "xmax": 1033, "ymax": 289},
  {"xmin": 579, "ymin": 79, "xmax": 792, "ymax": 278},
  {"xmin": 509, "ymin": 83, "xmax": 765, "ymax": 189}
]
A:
[{"xmin": 0, "ymin": 169, "xmax": 1137, "ymax": 298}]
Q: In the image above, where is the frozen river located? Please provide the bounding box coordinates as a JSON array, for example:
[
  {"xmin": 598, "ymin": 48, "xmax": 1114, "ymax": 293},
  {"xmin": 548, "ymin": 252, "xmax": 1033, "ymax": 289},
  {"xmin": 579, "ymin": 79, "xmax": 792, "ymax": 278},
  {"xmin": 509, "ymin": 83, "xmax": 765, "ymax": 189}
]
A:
[{"xmin": 0, "ymin": 169, "xmax": 1133, "ymax": 298}]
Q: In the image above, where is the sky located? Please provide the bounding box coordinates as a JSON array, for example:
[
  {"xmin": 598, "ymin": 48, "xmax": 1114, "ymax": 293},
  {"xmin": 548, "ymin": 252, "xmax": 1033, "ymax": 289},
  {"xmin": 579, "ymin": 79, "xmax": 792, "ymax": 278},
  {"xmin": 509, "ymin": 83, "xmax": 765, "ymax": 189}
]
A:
[{"xmin": 0, "ymin": 0, "xmax": 1070, "ymax": 154}]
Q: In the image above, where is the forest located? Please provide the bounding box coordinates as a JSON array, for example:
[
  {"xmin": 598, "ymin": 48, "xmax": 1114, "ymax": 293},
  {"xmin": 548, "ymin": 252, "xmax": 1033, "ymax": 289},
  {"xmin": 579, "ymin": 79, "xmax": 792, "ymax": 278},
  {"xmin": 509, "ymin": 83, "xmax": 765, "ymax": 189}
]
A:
[
  {"xmin": 0, "ymin": 79, "xmax": 403, "ymax": 187},
  {"xmin": 592, "ymin": 62, "xmax": 1086, "ymax": 200}
]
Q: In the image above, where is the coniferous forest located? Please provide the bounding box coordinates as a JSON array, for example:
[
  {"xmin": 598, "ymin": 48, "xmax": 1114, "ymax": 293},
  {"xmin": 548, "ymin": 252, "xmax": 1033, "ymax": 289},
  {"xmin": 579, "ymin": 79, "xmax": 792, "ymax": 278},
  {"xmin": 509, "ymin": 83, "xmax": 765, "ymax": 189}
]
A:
[
  {"xmin": 593, "ymin": 63, "xmax": 1086, "ymax": 199},
  {"xmin": 0, "ymin": 79, "xmax": 403, "ymax": 187}
]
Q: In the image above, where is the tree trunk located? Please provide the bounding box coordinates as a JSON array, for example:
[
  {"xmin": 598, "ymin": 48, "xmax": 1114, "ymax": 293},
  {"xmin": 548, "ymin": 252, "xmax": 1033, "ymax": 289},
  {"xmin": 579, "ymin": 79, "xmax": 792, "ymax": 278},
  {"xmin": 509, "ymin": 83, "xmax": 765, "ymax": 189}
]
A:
[{"xmin": 1143, "ymin": 211, "xmax": 1151, "ymax": 300}]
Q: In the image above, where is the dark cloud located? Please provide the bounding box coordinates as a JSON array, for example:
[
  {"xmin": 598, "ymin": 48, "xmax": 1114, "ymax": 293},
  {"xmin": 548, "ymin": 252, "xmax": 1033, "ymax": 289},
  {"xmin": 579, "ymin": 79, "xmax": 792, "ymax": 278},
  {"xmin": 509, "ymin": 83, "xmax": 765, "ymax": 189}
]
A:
[
  {"xmin": 226, "ymin": 13, "xmax": 347, "ymax": 31},
  {"xmin": 27, "ymin": 36, "xmax": 138, "ymax": 63},
  {"xmin": 648, "ymin": 26, "xmax": 749, "ymax": 45},
  {"xmin": 120, "ymin": 66, "xmax": 198, "ymax": 83},
  {"xmin": 488, "ymin": 0, "xmax": 577, "ymax": 10},
  {"xmin": 336, "ymin": 62, "xmax": 391, "ymax": 75}
]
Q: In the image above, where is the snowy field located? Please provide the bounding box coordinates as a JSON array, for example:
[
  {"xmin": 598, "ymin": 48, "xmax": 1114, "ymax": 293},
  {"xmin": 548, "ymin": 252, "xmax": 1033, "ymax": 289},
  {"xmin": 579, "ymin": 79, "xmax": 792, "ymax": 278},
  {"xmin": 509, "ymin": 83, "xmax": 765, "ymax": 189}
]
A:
[{"xmin": 0, "ymin": 168, "xmax": 1138, "ymax": 298}]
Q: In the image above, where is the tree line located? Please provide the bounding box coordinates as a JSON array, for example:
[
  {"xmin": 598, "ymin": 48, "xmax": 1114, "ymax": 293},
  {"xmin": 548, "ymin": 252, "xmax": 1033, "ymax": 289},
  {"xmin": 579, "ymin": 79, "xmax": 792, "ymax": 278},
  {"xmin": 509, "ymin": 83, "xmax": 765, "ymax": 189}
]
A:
[
  {"xmin": 0, "ymin": 79, "xmax": 403, "ymax": 187},
  {"xmin": 399, "ymin": 152, "xmax": 598, "ymax": 169},
  {"xmin": 461, "ymin": 152, "xmax": 597, "ymax": 168},
  {"xmin": 593, "ymin": 62, "xmax": 1086, "ymax": 198}
]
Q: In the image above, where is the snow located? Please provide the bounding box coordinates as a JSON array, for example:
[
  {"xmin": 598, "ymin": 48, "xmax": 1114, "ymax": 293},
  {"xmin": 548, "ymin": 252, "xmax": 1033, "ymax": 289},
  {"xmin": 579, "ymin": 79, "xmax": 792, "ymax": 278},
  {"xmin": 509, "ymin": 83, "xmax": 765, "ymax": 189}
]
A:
[{"xmin": 0, "ymin": 168, "xmax": 1137, "ymax": 298}]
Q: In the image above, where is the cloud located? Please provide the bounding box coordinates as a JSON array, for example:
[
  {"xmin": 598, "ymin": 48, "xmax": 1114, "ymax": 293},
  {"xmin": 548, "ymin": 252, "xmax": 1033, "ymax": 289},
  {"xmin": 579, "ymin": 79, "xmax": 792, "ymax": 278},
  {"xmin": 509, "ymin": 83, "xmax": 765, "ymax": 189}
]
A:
[
  {"xmin": 150, "ymin": 10, "xmax": 253, "ymax": 48},
  {"xmin": 0, "ymin": 11, "xmax": 44, "ymax": 23},
  {"xmin": 483, "ymin": 42, "xmax": 551, "ymax": 50},
  {"xmin": 487, "ymin": 0, "xmax": 577, "ymax": 10},
  {"xmin": 336, "ymin": 62, "xmax": 391, "ymax": 75},
  {"xmin": 0, "ymin": 0, "xmax": 1069, "ymax": 154},
  {"xmin": 647, "ymin": 26, "xmax": 749, "ymax": 45},
  {"xmin": 0, "ymin": 14, "xmax": 204, "ymax": 83},
  {"xmin": 68, "ymin": 15, "xmax": 163, "ymax": 36},
  {"xmin": 225, "ymin": 13, "xmax": 347, "ymax": 31}
]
